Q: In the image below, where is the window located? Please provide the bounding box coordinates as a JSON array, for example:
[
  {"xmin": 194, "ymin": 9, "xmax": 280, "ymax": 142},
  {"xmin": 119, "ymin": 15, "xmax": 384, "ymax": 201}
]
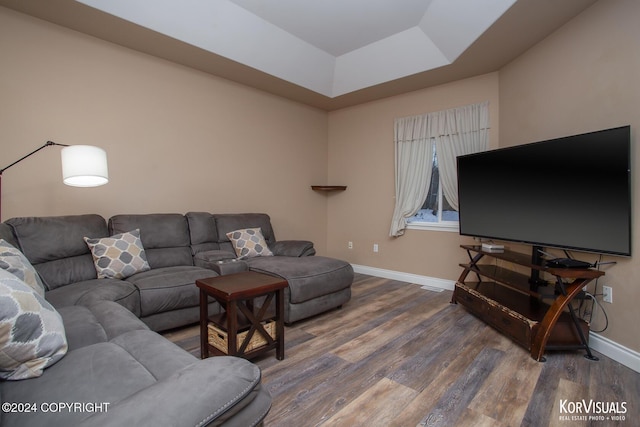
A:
[
  {"xmin": 406, "ymin": 146, "xmax": 459, "ymax": 230},
  {"xmin": 389, "ymin": 101, "xmax": 489, "ymax": 237}
]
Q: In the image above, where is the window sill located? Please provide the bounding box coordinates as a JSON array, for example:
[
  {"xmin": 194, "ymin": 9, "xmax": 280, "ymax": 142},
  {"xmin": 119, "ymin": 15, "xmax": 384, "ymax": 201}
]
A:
[{"xmin": 406, "ymin": 222, "xmax": 459, "ymax": 233}]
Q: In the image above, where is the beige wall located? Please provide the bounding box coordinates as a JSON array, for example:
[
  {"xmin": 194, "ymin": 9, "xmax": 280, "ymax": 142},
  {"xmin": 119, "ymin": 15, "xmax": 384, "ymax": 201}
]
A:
[
  {"xmin": 326, "ymin": 0, "xmax": 639, "ymax": 353},
  {"xmin": 2, "ymin": 0, "xmax": 639, "ymax": 354},
  {"xmin": 0, "ymin": 7, "xmax": 329, "ymax": 251},
  {"xmin": 327, "ymin": 73, "xmax": 500, "ymax": 281},
  {"xmin": 499, "ymin": 0, "xmax": 640, "ymax": 351}
]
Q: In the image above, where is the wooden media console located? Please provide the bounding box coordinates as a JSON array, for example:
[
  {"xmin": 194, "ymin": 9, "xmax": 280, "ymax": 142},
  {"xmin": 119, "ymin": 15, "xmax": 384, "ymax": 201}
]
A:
[{"xmin": 452, "ymin": 245, "xmax": 603, "ymax": 361}]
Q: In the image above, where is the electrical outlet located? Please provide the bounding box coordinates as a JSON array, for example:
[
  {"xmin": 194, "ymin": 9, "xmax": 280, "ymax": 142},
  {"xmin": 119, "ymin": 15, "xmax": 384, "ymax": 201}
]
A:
[
  {"xmin": 373, "ymin": 243, "xmax": 379, "ymax": 253},
  {"xmin": 602, "ymin": 285, "xmax": 612, "ymax": 303},
  {"xmin": 348, "ymin": 241, "xmax": 353, "ymax": 249}
]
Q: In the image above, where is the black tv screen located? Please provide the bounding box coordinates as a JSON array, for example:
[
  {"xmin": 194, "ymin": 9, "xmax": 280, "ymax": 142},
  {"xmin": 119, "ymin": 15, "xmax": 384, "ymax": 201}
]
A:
[{"xmin": 457, "ymin": 125, "xmax": 631, "ymax": 256}]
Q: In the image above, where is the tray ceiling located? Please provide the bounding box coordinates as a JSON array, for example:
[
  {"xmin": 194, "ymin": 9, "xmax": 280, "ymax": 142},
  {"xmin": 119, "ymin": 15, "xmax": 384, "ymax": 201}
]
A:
[{"xmin": 0, "ymin": 0, "xmax": 598, "ymax": 110}]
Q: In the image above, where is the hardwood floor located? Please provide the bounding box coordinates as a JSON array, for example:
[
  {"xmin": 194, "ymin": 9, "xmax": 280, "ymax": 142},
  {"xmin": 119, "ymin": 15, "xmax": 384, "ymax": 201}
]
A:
[{"xmin": 163, "ymin": 274, "xmax": 639, "ymax": 426}]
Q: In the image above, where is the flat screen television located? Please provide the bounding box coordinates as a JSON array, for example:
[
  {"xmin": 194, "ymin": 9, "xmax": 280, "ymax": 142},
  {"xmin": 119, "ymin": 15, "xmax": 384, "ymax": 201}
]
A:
[{"xmin": 457, "ymin": 125, "xmax": 631, "ymax": 258}]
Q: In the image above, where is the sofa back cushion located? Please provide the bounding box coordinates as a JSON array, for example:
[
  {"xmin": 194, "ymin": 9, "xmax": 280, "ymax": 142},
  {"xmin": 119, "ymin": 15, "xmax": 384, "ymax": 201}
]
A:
[
  {"xmin": 213, "ymin": 213, "xmax": 276, "ymax": 254},
  {"xmin": 5, "ymin": 215, "xmax": 109, "ymax": 290},
  {"xmin": 0, "ymin": 223, "xmax": 19, "ymax": 248},
  {"xmin": 108, "ymin": 214, "xmax": 193, "ymax": 268},
  {"xmin": 185, "ymin": 212, "xmax": 220, "ymax": 255}
]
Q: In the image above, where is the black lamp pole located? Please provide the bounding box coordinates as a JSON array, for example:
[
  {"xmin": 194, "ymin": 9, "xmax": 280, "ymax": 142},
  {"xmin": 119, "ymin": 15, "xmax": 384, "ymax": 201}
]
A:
[{"xmin": 0, "ymin": 141, "xmax": 69, "ymax": 222}]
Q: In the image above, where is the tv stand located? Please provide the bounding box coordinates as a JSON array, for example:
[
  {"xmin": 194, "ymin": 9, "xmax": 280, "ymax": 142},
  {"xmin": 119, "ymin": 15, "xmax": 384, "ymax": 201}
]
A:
[{"xmin": 452, "ymin": 245, "xmax": 603, "ymax": 361}]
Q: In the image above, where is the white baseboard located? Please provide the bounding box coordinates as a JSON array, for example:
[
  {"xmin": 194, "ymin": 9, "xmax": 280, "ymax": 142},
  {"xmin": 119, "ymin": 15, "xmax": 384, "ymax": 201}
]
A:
[
  {"xmin": 590, "ymin": 332, "xmax": 640, "ymax": 373},
  {"xmin": 351, "ymin": 264, "xmax": 640, "ymax": 373},
  {"xmin": 351, "ymin": 264, "xmax": 455, "ymax": 292}
]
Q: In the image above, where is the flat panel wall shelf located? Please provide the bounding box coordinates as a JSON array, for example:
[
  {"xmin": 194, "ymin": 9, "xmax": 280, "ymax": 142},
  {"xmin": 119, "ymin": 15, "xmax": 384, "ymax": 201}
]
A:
[{"xmin": 311, "ymin": 186, "xmax": 347, "ymax": 191}]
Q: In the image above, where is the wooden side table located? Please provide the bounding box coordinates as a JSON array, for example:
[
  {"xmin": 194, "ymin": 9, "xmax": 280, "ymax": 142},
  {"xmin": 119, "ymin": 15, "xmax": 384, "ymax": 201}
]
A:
[{"xmin": 196, "ymin": 271, "xmax": 288, "ymax": 360}]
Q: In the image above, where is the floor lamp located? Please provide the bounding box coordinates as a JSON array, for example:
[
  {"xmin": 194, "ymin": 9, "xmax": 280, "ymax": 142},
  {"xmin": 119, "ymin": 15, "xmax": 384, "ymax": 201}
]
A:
[{"xmin": 0, "ymin": 141, "xmax": 109, "ymax": 221}]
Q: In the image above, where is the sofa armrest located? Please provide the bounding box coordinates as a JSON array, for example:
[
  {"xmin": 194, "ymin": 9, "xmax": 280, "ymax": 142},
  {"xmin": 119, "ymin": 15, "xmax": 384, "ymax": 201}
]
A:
[
  {"xmin": 271, "ymin": 240, "xmax": 315, "ymax": 257},
  {"xmin": 79, "ymin": 357, "xmax": 271, "ymax": 427}
]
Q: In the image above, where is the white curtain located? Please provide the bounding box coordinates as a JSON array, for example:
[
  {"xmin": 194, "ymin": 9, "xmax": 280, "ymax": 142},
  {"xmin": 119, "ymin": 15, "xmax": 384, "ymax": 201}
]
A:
[
  {"xmin": 435, "ymin": 101, "xmax": 490, "ymax": 211},
  {"xmin": 389, "ymin": 116, "xmax": 434, "ymax": 236},
  {"xmin": 389, "ymin": 101, "xmax": 489, "ymax": 237}
]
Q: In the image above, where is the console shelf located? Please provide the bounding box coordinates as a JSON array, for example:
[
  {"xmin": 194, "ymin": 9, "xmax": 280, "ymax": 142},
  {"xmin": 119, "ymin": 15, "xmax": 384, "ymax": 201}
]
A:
[
  {"xmin": 460, "ymin": 263, "xmax": 538, "ymax": 297},
  {"xmin": 452, "ymin": 245, "xmax": 603, "ymax": 361}
]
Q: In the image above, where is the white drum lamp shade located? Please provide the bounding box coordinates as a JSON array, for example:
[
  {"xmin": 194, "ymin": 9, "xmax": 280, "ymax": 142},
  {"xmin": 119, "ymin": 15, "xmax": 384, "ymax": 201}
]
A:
[{"xmin": 61, "ymin": 145, "xmax": 109, "ymax": 187}]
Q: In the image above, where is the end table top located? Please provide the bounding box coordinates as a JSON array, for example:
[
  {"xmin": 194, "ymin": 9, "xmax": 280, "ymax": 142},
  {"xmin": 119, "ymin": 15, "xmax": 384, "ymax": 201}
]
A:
[{"xmin": 196, "ymin": 271, "xmax": 288, "ymax": 301}]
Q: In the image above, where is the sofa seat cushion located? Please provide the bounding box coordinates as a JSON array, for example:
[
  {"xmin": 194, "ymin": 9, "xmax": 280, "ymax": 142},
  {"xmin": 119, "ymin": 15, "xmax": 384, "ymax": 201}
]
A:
[
  {"xmin": 79, "ymin": 357, "xmax": 270, "ymax": 427},
  {"xmin": 247, "ymin": 256, "xmax": 354, "ymax": 304},
  {"xmin": 45, "ymin": 278, "xmax": 140, "ymax": 316},
  {"xmin": 58, "ymin": 302, "xmax": 149, "ymax": 351},
  {"xmin": 79, "ymin": 357, "xmax": 268, "ymax": 427},
  {"xmin": 126, "ymin": 266, "xmax": 217, "ymax": 317},
  {"xmin": 57, "ymin": 305, "xmax": 108, "ymax": 350},
  {"xmin": 0, "ymin": 329, "xmax": 197, "ymax": 427}
]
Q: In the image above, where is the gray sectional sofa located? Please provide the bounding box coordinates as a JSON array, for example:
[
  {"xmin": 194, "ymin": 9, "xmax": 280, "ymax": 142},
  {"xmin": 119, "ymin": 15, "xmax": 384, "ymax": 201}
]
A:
[{"xmin": 0, "ymin": 212, "xmax": 354, "ymax": 426}]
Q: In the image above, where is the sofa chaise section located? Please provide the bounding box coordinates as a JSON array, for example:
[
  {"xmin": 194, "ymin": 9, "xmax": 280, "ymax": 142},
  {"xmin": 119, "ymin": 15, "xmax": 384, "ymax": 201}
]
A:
[
  {"xmin": 187, "ymin": 212, "xmax": 354, "ymax": 323},
  {"xmin": 248, "ymin": 255, "xmax": 353, "ymax": 324}
]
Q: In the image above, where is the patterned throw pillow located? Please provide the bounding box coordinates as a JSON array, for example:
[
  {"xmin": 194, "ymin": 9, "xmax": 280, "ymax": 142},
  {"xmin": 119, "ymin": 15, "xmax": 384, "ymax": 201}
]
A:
[
  {"xmin": 0, "ymin": 268, "xmax": 68, "ymax": 380},
  {"xmin": 84, "ymin": 229, "xmax": 151, "ymax": 279},
  {"xmin": 226, "ymin": 228, "xmax": 274, "ymax": 260},
  {"xmin": 0, "ymin": 239, "xmax": 46, "ymax": 297}
]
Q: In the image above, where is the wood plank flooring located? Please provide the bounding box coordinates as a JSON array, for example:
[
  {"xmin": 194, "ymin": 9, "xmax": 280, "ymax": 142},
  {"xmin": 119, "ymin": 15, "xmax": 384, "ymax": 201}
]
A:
[{"xmin": 163, "ymin": 274, "xmax": 639, "ymax": 426}]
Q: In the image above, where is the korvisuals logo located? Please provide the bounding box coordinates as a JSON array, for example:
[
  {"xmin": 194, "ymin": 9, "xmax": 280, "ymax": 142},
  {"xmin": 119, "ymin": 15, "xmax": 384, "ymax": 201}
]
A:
[{"xmin": 558, "ymin": 399, "xmax": 627, "ymax": 422}]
